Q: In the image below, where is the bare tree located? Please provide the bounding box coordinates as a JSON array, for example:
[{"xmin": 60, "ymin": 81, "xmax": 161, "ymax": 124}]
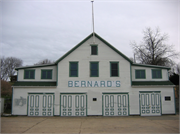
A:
[
  {"xmin": 170, "ymin": 63, "xmax": 180, "ymax": 75},
  {"xmin": 1, "ymin": 56, "xmax": 23, "ymax": 80},
  {"xmin": 34, "ymin": 59, "xmax": 54, "ymax": 65},
  {"xmin": 129, "ymin": 57, "xmax": 134, "ymax": 62},
  {"xmin": 130, "ymin": 27, "xmax": 179, "ymax": 66}
]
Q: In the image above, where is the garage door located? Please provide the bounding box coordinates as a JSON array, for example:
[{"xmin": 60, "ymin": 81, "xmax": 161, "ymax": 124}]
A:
[
  {"xmin": 140, "ymin": 91, "xmax": 161, "ymax": 116},
  {"xmin": 28, "ymin": 94, "xmax": 54, "ymax": 116},
  {"xmin": 60, "ymin": 94, "xmax": 87, "ymax": 116},
  {"xmin": 103, "ymin": 93, "xmax": 129, "ymax": 116}
]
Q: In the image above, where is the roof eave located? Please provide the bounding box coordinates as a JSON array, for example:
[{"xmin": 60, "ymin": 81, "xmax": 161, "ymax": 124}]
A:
[
  {"xmin": 132, "ymin": 85, "xmax": 175, "ymax": 88},
  {"xmin": 15, "ymin": 63, "xmax": 56, "ymax": 70},
  {"xmin": 12, "ymin": 86, "xmax": 57, "ymax": 87},
  {"xmin": 132, "ymin": 63, "xmax": 171, "ymax": 70}
]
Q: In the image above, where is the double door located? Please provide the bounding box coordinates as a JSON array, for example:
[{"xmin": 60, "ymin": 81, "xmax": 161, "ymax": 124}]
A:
[
  {"xmin": 60, "ymin": 94, "xmax": 87, "ymax": 116},
  {"xmin": 103, "ymin": 93, "xmax": 129, "ymax": 116},
  {"xmin": 28, "ymin": 94, "xmax": 54, "ymax": 116},
  {"xmin": 139, "ymin": 92, "xmax": 161, "ymax": 116}
]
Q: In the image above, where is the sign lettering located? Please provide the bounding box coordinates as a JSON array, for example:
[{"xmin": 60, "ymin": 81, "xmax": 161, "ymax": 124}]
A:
[{"xmin": 68, "ymin": 81, "xmax": 120, "ymax": 87}]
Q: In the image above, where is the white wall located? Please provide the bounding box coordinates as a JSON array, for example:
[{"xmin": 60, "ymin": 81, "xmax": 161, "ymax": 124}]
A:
[
  {"xmin": 57, "ymin": 36, "xmax": 131, "ymax": 115},
  {"xmin": 129, "ymin": 87, "xmax": 175, "ymax": 115},
  {"xmin": 0, "ymin": 98, "xmax": 4, "ymax": 114},
  {"xmin": 12, "ymin": 87, "xmax": 58, "ymax": 115},
  {"xmin": 12, "ymin": 86, "xmax": 175, "ymax": 116},
  {"xmin": 132, "ymin": 66, "xmax": 169, "ymax": 81},
  {"xmin": 18, "ymin": 66, "xmax": 56, "ymax": 81}
]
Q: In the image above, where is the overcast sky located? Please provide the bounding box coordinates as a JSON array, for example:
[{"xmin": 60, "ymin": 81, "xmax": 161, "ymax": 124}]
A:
[{"xmin": 1, "ymin": 0, "xmax": 179, "ymax": 66}]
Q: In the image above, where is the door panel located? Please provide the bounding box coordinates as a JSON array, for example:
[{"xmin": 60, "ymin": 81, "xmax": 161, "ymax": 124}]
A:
[
  {"xmin": 28, "ymin": 94, "xmax": 54, "ymax": 116},
  {"xmin": 140, "ymin": 92, "xmax": 161, "ymax": 116},
  {"xmin": 103, "ymin": 94, "xmax": 129, "ymax": 116},
  {"xmin": 60, "ymin": 94, "xmax": 86, "ymax": 116}
]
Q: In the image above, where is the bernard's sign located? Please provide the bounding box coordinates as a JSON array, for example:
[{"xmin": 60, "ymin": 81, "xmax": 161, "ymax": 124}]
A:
[{"xmin": 68, "ymin": 81, "xmax": 120, "ymax": 87}]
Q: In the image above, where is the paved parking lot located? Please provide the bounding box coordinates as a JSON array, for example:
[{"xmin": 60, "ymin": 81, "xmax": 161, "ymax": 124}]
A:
[{"xmin": 1, "ymin": 115, "xmax": 179, "ymax": 133}]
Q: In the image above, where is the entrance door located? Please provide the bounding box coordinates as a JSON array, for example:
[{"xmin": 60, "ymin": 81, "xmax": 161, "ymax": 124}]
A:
[
  {"xmin": 60, "ymin": 94, "xmax": 87, "ymax": 116},
  {"xmin": 139, "ymin": 92, "xmax": 161, "ymax": 116},
  {"xmin": 103, "ymin": 93, "xmax": 129, "ymax": 116},
  {"xmin": 28, "ymin": 94, "xmax": 54, "ymax": 116}
]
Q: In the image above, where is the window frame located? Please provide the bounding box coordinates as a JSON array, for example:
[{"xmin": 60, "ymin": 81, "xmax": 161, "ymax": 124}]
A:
[
  {"xmin": 135, "ymin": 69, "xmax": 146, "ymax": 79},
  {"xmin": 110, "ymin": 62, "xmax": 119, "ymax": 77},
  {"xmin": 91, "ymin": 44, "xmax": 98, "ymax": 55},
  {"xmin": 41, "ymin": 69, "xmax": 53, "ymax": 79},
  {"xmin": 152, "ymin": 69, "xmax": 162, "ymax": 79},
  {"xmin": 69, "ymin": 62, "xmax": 78, "ymax": 77},
  {"xmin": 24, "ymin": 69, "xmax": 35, "ymax": 79},
  {"xmin": 90, "ymin": 62, "xmax": 99, "ymax": 77}
]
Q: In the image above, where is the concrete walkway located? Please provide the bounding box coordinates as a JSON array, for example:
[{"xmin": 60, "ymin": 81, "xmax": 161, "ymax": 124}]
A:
[{"xmin": 1, "ymin": 115, "xmax": 179, "ymax": 133}]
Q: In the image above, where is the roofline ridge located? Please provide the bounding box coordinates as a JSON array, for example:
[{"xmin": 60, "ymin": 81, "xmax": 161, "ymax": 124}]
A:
[{"xmin": 55, "ymin": 32, "xmax": 133, "ymax": 64}]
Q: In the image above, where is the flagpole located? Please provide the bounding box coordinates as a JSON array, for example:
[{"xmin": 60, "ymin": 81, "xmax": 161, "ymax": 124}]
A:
[{"xmin": 91, "ymin": 0, "xmax": 95, "ymax": 44}]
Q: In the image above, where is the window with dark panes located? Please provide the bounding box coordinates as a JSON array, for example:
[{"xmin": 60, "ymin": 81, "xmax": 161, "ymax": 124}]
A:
[
  {"xmin": 165, "ymin": 96, "xmax": 171, "ymax": 101},
  {"xmin": 24, "ymin": 70, "xmax": 35, "ymax": 79},
  {"xmin": 91, "ymin": 45, "xmax": 98, "ymax": 55},
  {"xmin": 152, "ymin": 69, "xmax": 162, "ymax": 79},
  {"xmin": 70, "ymin": 62, "xmax": 78, "ymax": 77},
  {"xmin": 41, "ymin": 70, "xmax": 52, "ymax": 79},
  {"xmin": 90, "ymin": 62, "xmax": 99, "ymax": 77},
  {"xmin": 110, "ymin": 62, "xmax": 119, "ymax": 77},
  {"xmin": 135, "ymin": 70, "xmax": 145, "ymax": 79}
]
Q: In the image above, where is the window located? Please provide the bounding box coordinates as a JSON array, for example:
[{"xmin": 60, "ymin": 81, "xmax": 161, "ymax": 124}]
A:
[
  {"xmin": 165, "ymin": 96, "xmax": 171, "ymax": 101},
  {"xmin": 91, "ymin": 45, "xmax": 98, "ymax": 55},
  {"xmin": 110, "ymin": 62, "xmax": 119, "ymax": 77},
  {"xmin": 90, "ymin": 62, "xmax": 99, "ymax": 77},
  {"xmin": 152, "ymin": 69, "xmax": 162, "ymax": 79},
  {"xmin": 24, "ymin": 70, "xmax": 35, "ymax": 79},
  {"xmin": 69, "ymin": 62, "xmax": 78, "ymax": 77},
  {"xmin": 135, "ymin": 70, "xmax": 146, "ymax": 79},
  {"xmin": 41, "ymin": 70, "xmax": 52, "ymax": 79}
]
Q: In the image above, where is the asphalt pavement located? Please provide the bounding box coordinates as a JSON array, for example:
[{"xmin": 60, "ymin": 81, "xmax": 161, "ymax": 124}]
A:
[{"xmin": 1, "ymin": 114, "xmax": 179, "ymax": 133}]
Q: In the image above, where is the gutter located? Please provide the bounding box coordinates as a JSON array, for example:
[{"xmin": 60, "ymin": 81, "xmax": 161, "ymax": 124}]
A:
[
  {"xmin": 12, "ymin": 86, "xmax": 57, "ymax": 88},
  {"xmin": 132, "ymin": 85, "xmax": 175, "ymax": 88}
]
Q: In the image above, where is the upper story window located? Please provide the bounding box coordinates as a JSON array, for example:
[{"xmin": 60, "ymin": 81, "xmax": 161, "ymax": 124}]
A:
[
  {"xmin": 110, "ymin": 62, "xmax": 119, "ymax": 77},
  {"xmin": 135, "ymin": 70, "xmax": 146, "ymax": 79},
  {"xmin": 91, "ymin": 45, "xmax": 98, "ymax": 55},
  {"xmin": 90, "ymin": 62, "xmax": 99, "ymax": 77},
  {"xmin": 152, "ymin": 69, "xmax": 162, "ymax": 79},
  {"xmin": 69, "ymin": 62, "xmax": 78, "ymax": 77},
  {"xmin": 24, "ymin": 70, "xmax": 35, "ymax": 79},
  {"xmin": 41, "ymin": 70, "xmax": 52, "ymax": 79}
]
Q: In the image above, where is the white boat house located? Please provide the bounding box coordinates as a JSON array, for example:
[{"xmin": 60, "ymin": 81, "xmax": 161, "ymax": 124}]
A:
[{"xmin": 12, "ymin": 33, "xmax": 175, "ymax": 116}]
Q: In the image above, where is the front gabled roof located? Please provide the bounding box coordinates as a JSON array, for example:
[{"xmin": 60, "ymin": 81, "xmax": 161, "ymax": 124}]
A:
[
  {"xmin": 15, "ymin": 33, "xmax": 171, "ymax": 70},
  {"xmin": 55, "ymin": 32, "xmax": 133, "ymax": 64}
]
